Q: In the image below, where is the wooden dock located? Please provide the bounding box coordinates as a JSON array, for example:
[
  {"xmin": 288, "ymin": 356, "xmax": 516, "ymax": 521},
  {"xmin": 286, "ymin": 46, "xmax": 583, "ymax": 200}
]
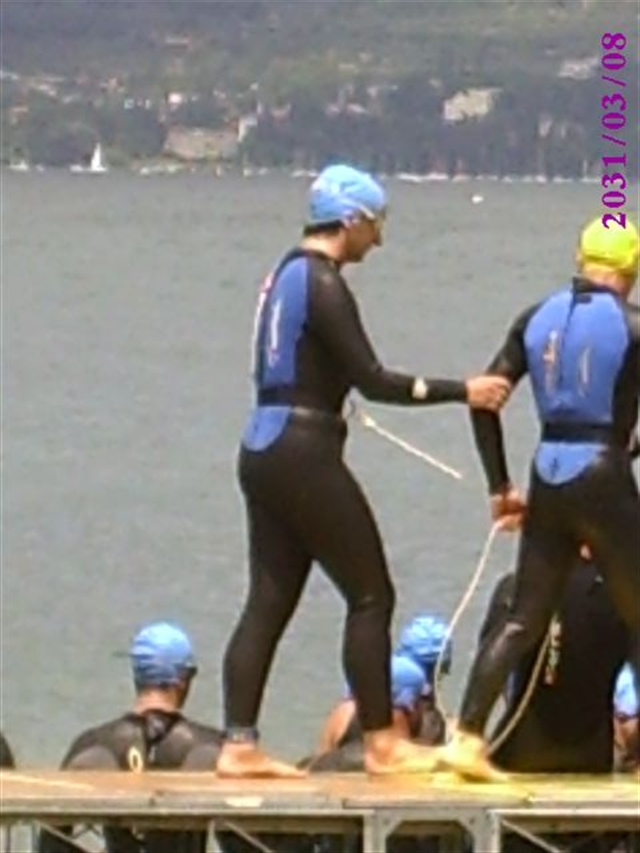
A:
[{"xmin": 1, "ymin": 769, "xmax": 638, "ymax": 852}]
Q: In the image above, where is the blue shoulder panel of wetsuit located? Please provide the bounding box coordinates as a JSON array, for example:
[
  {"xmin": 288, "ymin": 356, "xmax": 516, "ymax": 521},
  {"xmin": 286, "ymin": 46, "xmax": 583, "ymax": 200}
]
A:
[
  {"xmin": 525, "ymin": 286, "xmax": 629, "ymax": 485},
  {"xmin": 242, "ymin": 255, "xmax": 310, "ymax": 452}
]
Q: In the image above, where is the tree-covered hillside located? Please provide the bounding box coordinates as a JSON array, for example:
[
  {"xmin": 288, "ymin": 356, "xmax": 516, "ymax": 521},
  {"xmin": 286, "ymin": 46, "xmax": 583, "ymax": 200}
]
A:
[
  {"xmin": 2, "ymin": 1, "xmax": 637, "ymax": 174},
  {"xmin": 2, "ymin": 0, "xmax": 636, "ymax": 99}
]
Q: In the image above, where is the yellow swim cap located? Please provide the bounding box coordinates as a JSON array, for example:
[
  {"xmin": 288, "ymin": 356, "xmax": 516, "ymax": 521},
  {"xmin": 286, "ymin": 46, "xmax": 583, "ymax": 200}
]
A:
[{"xmin": 578, "ymin": 217, "xmax": 639, "ymax": 275}]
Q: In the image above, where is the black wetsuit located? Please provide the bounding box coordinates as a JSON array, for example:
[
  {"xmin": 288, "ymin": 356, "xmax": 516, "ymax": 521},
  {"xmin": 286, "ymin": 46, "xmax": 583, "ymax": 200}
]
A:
[
  {"xmin": 461, "ymin": 278, "xmax": 639, "ymax": 736},
  {"xmin": 481, "ymin": 566, "xmax": 636, "ymax": 853},
  {"xmin": 482, "ymin": 561, "xmax": 628, "ymax": 772},
  {"xmin": 224, "ymin": 247, "xmax": 468, "ymax": 734},
  {"xmin": 0, "ymin": 730, "xmax": 15, "ymax": 768},
  {"xmin": 38, "ymin": 710, "xmax": 222, "ymax": 853}
]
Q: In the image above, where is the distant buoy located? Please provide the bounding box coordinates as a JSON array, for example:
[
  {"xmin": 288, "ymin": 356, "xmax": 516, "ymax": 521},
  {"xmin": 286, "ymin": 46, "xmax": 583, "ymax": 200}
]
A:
[{"xmin": 471, "ymin": 194, "xmax": 484, "ymax": 204}]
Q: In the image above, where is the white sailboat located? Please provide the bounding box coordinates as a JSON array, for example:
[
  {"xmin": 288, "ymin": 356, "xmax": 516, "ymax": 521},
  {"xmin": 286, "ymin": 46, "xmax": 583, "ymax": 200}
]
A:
[
  {"xmin": 70, "ymin": 143, "xmax": 108, "ymax": 174},
  {"xmin": 89, "ymin": 143, "xmax": 107, "ymax": 173}
]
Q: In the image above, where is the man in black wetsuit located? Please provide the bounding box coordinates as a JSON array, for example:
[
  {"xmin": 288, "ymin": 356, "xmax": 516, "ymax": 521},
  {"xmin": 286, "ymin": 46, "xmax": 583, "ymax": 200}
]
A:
[
  {"xmin": 481, "ymin": 556, "xmax": 628, "ymax": 774},
  {"xmin": 480, "ymin": 562, "xmax": 637, "ymax": 853},
  {"xmin": 38, "ymin": 622, "xmax": 223, "ymax": 853},
  {"xmin": 218, "ymin": 162, "xmax": 510, "ymax": 779},
  {"xmin": 440, "ymin": 217, "xmax": 640, "ymax": 780},
  {"xmin": 0, "ymin": 731, "xmax": 15, "ymax": 768}
]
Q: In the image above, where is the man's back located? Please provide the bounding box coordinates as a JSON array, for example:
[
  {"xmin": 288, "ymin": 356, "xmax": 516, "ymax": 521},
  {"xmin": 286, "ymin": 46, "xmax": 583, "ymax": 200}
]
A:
[
  {"xmin": 525, "ymin": 287, "xmax": 637, "ymax": 421},
  {"xmin": 38, "ymin": 710, "xmax": 223, "ymax": 853}
]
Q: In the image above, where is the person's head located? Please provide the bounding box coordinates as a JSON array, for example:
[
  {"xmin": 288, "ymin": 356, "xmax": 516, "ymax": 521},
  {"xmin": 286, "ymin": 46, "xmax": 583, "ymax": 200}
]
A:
[
  {"xmin": 390, "ymin": 654, "xmax": 427, "ymax": 737},
  {"xmin": 303, "ymin": 163, "xmax": 387, "ymax": 264},
  {"xmin": 576, "ymin": 217, "xmax": 639, "ymax": 296},
  {"xmin": 343, "ymin": 653, "xmax": 426, "ymax": 737},
  {"xmin": 396, "ymin": 613, "xmax": 452, "ymax": 686},
  {"xmin": 129, "ymin": 621, "xmax": 198, "ymax": 709}
]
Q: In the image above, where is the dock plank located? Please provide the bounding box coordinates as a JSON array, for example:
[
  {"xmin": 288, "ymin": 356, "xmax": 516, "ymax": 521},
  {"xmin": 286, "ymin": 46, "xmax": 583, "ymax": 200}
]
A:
[{"xmin": 1, "ymin": 769, "xmax": 638, "ymax": 814}]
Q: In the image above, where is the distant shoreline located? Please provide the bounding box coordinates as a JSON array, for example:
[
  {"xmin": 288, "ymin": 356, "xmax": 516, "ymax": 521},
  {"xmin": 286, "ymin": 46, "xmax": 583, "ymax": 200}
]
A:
[{"xmin": 4, "ymin": 164, "xmax": 624, "ymax": 186}]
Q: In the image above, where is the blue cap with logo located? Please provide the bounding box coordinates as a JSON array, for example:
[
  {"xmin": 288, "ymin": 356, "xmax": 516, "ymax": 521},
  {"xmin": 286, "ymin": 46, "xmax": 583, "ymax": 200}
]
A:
[
  {"xmin": 396, "ymin": 614, "xmax": 452, "ymax": 677},
  {"xmin": 308, "ymin": 163, "xmax": 387, "ymax": 226},
  {"xmin": 129, "ymin": 622, "xmax": 197, "ymax": 688}
]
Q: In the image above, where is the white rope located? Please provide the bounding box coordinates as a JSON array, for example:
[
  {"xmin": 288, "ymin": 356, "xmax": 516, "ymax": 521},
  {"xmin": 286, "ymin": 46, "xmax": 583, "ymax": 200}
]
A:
[
  {"xmin": 487, "ymin": 632, "xmax": 551, "ymax": 755},
  {"xmin": 347, "ymin": 399, "xmax": 551, "ymax": 756},
  {"xmin": 431, "ymin": 521, "xmax": 555, "ymax": 755},
  {"xmin": 433, "ymin": 523, "xmax": 500, "ymax": 730},
  {"xmin": 350, "ymin": 403, "xmax": 463, "ymax": 481}
]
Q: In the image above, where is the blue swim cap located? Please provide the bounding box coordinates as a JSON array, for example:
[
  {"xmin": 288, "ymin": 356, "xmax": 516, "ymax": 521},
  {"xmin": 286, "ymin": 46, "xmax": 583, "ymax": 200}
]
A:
[
  {"xmin": 129, "ymin": 622, "xmax": 197, "ymax": 688},
  {"xmin": 344, "ymin": 653, "xmax": 425, "ymax": 711},
  {"xmin": 390, "ymin": 654, "xmax": 426, "ymax": 711},
  {"xmin": 308, "ymin": 163, "xmax": 387, "ymax": 226},
  {"xmin": 396, "ymin": 614, "xmax": 452, "ymax": 676},
  {"xmin": 614, "ymin": 663, "xmax": 639, "ymax": 718}
]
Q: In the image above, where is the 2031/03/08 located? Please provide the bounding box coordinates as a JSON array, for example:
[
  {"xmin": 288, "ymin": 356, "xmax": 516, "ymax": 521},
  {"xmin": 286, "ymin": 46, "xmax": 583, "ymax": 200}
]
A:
[{"xmin": 600, "ymin": 32, "xmax": 631, "ymax": 233}]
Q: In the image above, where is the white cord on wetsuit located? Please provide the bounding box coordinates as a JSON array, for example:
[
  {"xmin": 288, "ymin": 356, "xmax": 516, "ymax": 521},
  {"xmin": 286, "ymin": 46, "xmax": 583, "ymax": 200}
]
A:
[
  {"xmin": 432, "ymin": 522, "xmax": 500, "ymax": 733},
  {"xmin": 349, "ymin": 403, "xmax": 463, "ymax": 481}
]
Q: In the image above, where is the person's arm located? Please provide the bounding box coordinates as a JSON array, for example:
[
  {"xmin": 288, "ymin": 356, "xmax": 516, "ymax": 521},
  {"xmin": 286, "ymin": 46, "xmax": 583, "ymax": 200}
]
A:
[
  {"xmin": 471, "ymin": 305, "xmax": 538, "ymax": 496},
  {"xmin": 615, "ymin": 303, "xmax": 640, "ymax": 460},
  {"xmin": 627, "ymin": 303, "xmax": 640, "ymax": 372},
  {"xmin": 628, "ymin": 306, "xmax": 640, "ymax": 458},
  {"xmin": 315, "ymin": 700, "xmax": 356, "ymax": 756},
  {"xmin": 615, "ymin": 716, "xmax": 639, "ymax": 771},
  {"xmin": 309, "ymin": 267, "xmax": 508, "ymax": 409}
]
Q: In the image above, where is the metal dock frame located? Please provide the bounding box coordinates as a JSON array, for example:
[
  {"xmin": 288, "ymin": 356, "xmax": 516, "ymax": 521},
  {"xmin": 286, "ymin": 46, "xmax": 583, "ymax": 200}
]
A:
[{"xmin": 1, "ymin": 770, "xmax": 638, "ymax": 852}]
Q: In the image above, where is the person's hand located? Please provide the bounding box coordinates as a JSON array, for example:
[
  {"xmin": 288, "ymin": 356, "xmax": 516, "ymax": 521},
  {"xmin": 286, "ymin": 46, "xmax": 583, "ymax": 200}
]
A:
[
  {"xmin": 466, "ymin": 375, "xmax": 512, "ymax": 411},
  {"xmin": 490, "ymin": 486, "xmax": 526, "ymax": 531}
]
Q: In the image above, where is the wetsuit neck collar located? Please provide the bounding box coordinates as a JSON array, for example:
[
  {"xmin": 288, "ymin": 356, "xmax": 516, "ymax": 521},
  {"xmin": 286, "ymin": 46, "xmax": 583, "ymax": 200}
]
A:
[
  {"xmin": 291, "ymin": 245, "xmax": 343, "ymax": 270},
  {"xmin": 572, "ymin": 276, "xmax": 621, "ymax": 297},
  {"xmin": 127, "ymin": 708, "xmax": 183, "ymax": 722}
]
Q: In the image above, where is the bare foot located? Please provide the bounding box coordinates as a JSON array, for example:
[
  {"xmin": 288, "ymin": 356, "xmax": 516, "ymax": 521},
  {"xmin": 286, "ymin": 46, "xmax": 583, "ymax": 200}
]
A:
[
  {"xmin": 436, "ymin": 731, "xmax": 508, "ymax": 783},
  {"xmin": 364, "ymin": 728, "xmax": 440, "ymax": 775},
  {"xmin": 216, "ymin": 742, "xmax": 307, "ymax": 779}
]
